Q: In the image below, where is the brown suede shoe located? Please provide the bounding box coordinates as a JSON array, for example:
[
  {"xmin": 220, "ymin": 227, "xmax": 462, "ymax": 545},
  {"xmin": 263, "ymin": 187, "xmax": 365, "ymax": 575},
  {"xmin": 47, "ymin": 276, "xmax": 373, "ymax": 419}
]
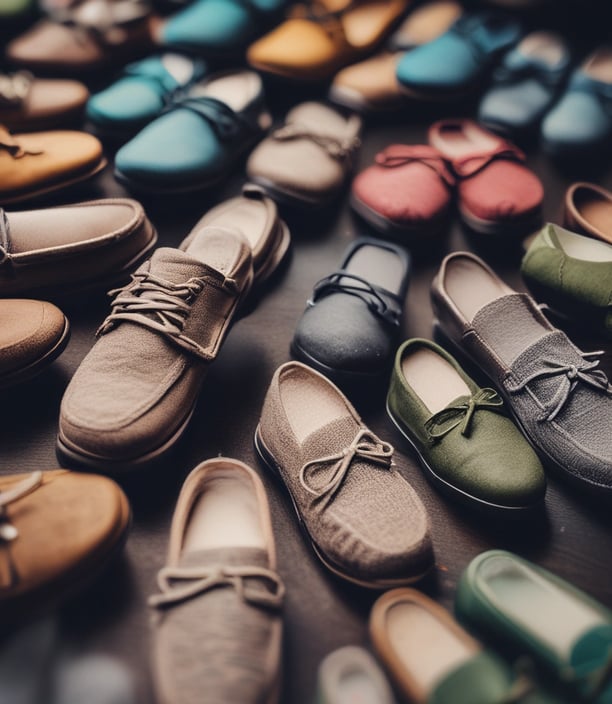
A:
[
  {"xmin": 255, "ymin": 361, "xmax": 434, "ymax": 589},
  {"xmin": 0, "ymin": 125, "xmax": 106, "ymax": 205},
  {"xmin": 58, "ymin": 227, "xmax": 254, "ymax": 473},
  {"xmin": 149, "ymin": 457, "xmax": 284, "ymax": 704},
  {"xmin": 0, "ymin": 72, "xmax": 89, "ymax": 131},
  {"xmin": 0, "ymin": 199, "xmax": 157, "ymax": 299},
  {"xmin": 0, "ymin": 298, "xmax": 69, "ymax": 389},
  {"xmin": 0, "ymin": 469, "xmax": 130, "ymax": 626}
]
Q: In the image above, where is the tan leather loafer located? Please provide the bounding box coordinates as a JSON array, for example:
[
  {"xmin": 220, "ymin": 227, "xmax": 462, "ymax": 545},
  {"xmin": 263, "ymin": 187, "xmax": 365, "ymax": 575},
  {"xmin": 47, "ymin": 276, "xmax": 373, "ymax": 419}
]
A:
[
  {"xmin": 0, "ymin": 125, "xmax": 106, "ymax": 206},
  {"xmin": 0, "ymin": 469, "xmax": 130, "ymax": 626},
  {"xmin": 0, "ymin": 199, "xmax": 158, "ymax": 299},
  {"xmin": 0, "ymin": 298, "xmax": 69, "ymax": 389},
  {"xmin": 564, "ymin": 182, "xmax": 612, "ymax": 245}
]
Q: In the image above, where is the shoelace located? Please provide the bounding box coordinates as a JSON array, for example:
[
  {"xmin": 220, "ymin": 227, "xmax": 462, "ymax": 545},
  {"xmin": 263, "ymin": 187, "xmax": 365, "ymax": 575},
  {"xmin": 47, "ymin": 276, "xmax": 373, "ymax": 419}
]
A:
[
  {"xmin": 0, "ymin": 471, "xmax": 43, "ymax": 543},
  {"xmin": 299, "ymin": 427, "xmax": 393, "ymax": 509},
  {"xmin": 0, "ymin": 71, "xmax": 33, "ymax": 107},
  {"xmin": 506, "ymin": 351, "xmax": 612, "ymax": 422},
  {"xmin": 424, "ymin": 388, "xmax": 504, "ymax": 440},
  {"xmin": 492, "ymin": 60, "xmax": 567, "ymax": 89},
  {"xmin": 561, "ymin": 645, "xmax": 612, "ymax": 702},
  {"xmin": 0, "ymin": 127, "xmax": 43, "ymax": 160},
  {"xmin": 97, "ymin": 270, "xmax": 238, "ymax": 361},
  {"xmin": 453, "ymin": 143, "xmax": 526, "ymax": 178},
  {"xmin": 374, "ymin": 146, "xmax": 455, "ymax": 187},
  {"xmin": 272, "ymin": 119, "xmax": 361, "ymax": 161},
  {"xmin": 308, "ymin": 271, "xmax": 401, "ymax": 327},
  {"xmin": 164, "ymin": 96, "xmax": 255, "ymax": 141},
  {"xmin": 450, "ymin": 13, "xmax": 515, "ymax": 65},
  {"xmin": 148, "ymin": 564, "xmax": 285, "ymax": 610}
]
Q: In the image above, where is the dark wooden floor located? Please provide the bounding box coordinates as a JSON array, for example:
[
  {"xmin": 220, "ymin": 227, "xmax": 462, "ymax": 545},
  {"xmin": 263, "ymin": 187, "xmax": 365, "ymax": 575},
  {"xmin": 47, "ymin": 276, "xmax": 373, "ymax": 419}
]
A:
[{"xmin": 2, "ymin": 7, "xmax": 612, "ymax": 703}]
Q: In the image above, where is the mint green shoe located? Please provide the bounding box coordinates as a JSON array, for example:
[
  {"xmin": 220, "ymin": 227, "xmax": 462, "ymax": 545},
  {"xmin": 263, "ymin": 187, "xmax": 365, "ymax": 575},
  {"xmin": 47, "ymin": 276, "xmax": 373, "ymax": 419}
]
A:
[
  {"xmin": 456, "ymin": 550, "xmax": 612, "ymax": 704},
  {"xmin": 521, "ymin": 223, "xmax": 612, "ymax": 339},
  {"xmin": 386, "ymin": 338, "xmax": 546, "ymax": 516},
  {"xmin": 370, "ymin": 588, "xmax": 565, "ymax": 704}
]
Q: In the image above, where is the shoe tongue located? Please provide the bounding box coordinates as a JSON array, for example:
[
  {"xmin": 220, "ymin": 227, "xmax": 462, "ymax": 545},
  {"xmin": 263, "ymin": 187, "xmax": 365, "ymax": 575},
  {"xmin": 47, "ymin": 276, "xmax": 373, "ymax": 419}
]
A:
[
  {"xmin": 146, "ymin": 247, "xmax": 222, "ymax": 284},
  {"xmin": 179, "ymin": 546, "xmax": 270, "ymax": 570}
]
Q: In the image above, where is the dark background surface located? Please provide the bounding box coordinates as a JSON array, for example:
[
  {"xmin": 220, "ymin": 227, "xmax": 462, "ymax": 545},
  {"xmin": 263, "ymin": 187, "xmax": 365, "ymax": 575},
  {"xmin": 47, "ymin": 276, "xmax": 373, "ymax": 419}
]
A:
[{"xmin": 2, "ymin": 2, "xmax": 612, "ymax": 702}]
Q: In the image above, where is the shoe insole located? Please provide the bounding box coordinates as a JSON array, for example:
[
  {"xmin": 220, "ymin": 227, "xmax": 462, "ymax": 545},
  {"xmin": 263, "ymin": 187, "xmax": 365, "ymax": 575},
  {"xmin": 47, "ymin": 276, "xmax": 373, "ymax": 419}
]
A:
[
  {"xmin": 546, "ymin": 225, "xmax": 612, "ymax": 262},
  {"xmin": 385, "ymin": 600, "xmax": 474, "ymax": 697},
  {"xmin": 333, "ymin": 670, "xmax": 382, "ymax": 703},
  {"xmin": 280, "ymin": 365, "xmax": 348, "ymax": 443},
  {"xmin": 582, "ymin": 46, "xmax": 612, "ymax": 83},
  {"xmin": 341, "ymin": 0, "xmax": 404, "ymax": 49},
  {"xmin": 184, "ymin": 227, "xmax": 243, "ymax": 273},
  {"xmin": 342, "ymin": 243, "xmax": 405, "ymax": 295},
  {"xmin": 162, "ymin": 53, "xmax": 198, "ymax": 85},
  {"xmin": 431, "ymin": 121, "xmax": 501, "ymax": 160},
  {"xmin": 202, "ymin": 198, "xmax": 268, "ymax": 255},
  {"xmin": 477, "ymin": 554, "xmax": 604, "ymax": 659},
  {"xmin": 183, "ymin": 468, "xmax": 266, "ymax": 552},
  {"xmin": 8, "ymin": 203, "xmax": 136, "ymax": 253},
  {"xmin": 573, "ymin": 187, "xmax": 612, "ymax": 239},
  {"xmin": 516, "ymin": 31, "xmax": 566, "ymax": 66},
  {"xmin": 190, "ymin": 72, "xmax": 261, "ymax": 113},
  {"xmin": 401, "ymin": 347, "xmax": 471, "ymax": 414},
  {"xmin": 444, "ymin": 256, "xmax": 512, "ymax": 322}
]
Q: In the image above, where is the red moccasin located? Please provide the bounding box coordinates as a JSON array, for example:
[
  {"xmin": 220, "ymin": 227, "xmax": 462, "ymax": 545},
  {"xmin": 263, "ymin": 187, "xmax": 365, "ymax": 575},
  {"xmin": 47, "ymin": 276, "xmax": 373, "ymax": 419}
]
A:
[
  {"xmin": 350, "ymin": 144, "xmax": 455, "ymax": 241},
  {"xmin": 429, "ymin": 119, "xmax": 543, "ymax": 236}
]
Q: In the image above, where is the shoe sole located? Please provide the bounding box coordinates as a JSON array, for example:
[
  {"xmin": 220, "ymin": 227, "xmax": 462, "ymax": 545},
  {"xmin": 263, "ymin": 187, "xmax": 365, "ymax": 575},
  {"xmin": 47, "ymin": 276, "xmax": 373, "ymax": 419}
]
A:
[
  {"xmin": 350, "ymin": 192, "xmax": 450, "ymax": 242},
  {"xmin": 433, "ymin": 319, "xmax": 612, "ymax": 499},
  {"xmin": 254, "ymin": 425, "xmax": 433, "ymax": 590},
  {"xmin": 0, "ymin": 487, "xmax": 131, "ymax": 627},
  {"xmin": 385, "ymin": 398, "xmax": 544, "ymax": 518},
  {"xmin": 459, "ymin": 203, "xmax": 542, "ymax": 237},
  {"xmin": 0, "ymin": 316, "xmax": 70, "ymax": 391},
  {"xmin": 0, "ymin": 158, "xmax": 108, "ymax": 206}
]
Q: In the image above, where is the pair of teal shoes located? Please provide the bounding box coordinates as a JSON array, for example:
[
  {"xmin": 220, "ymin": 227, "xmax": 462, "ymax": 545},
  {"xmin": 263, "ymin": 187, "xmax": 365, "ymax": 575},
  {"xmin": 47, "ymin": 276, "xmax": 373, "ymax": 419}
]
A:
[{"xmin": 89, "ymin": 61, "xmax": 271, "ymax": 194}]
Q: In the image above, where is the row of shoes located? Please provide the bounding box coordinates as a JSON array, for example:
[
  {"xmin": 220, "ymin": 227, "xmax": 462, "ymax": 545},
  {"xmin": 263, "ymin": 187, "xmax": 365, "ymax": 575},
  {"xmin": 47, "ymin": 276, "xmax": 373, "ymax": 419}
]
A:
[{"xmin": 4, "ymin": 457, "xmax": 610, "ymax": 703}]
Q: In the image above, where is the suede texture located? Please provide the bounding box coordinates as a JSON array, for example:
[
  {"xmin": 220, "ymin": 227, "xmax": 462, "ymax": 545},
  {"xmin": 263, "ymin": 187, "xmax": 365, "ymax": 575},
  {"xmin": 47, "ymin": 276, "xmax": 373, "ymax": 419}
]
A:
[
  {"xmin": 521, "ymin": 223, "xmax": 612, "ymax": 337},
  {"xmin": 0, "ymin": 470, "xmax": 129, "ymax": 608},
  {"xmin": 0, "ymin": 299, "xmax": 66, "ymax": 375},
  {"xmin": 387, "ymin": 339, "xmax": 545, "ymax": 509},
  {"xmin": 257, "ymin": 362, "xmax": 434, "ymax": 585},
  {"xmin": 59, "ymin": 230, "xmax": 253, "ymax": 464}
]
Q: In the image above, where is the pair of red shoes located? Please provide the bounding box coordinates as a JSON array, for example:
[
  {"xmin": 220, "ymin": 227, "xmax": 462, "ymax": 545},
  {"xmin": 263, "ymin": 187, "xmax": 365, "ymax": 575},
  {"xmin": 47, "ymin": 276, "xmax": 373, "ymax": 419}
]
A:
[{"xmin": 351, "ymin": 119, "xmax": 544, "ymax": 240}]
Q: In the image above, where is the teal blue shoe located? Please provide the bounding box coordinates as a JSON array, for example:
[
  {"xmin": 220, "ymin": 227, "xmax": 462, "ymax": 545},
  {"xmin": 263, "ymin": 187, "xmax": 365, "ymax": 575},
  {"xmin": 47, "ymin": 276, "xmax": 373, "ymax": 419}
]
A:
[
  {"xmin": 158, "ymin": 0, "xmax": 286, "ymax": 55},
  {"xmin": 541, "ymin": 46, "xmax": 612, "ymax": 159},
  {"xmin": 114, "ymin": 69, "xmax": 271, "ymax": 194},
  {"xmin": 396, "ymin": 11, "xmax": 522, "ymax": 98},
  {"xmin": 87, "ymin": 54, "xmax": 207, "ymax": 139},
  {"xmin": 456, "ymin": 550, "xmax": 612, "ymax": 704}
]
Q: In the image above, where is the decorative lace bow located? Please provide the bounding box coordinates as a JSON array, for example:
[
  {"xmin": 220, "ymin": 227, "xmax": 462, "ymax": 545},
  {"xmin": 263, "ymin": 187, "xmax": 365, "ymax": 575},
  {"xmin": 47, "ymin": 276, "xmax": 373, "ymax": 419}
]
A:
[
  {"xmin": 375, "ymin": 146, "xmax": 455, "ymax": 187},
  {"xmin": 164, "ymin": 96, "xmax": 253, "ymax": 140},
  {"xmin": 148, "ymin": 564, "xmax": 285, "ymax": 610},
  {"xmin": 299, "ymin": 428, "xmax": 394, "ymax": 509},
  {"xmin": 453, "ymin": 143, "xmax": 526, "ymax": 178},
  {"xmin": 272, "ymin": 120, "xmax": 361, "ymax": 161},
  {"xmin": 0, "ymin": 127, "xmax": 43, "ymax": 159},
  {"xmin": 505, "ymin": 351, "xmax": 612, "ymax": 422},
  {"xmin": 308, "ymin": 271, "xmax": 401, "ymax": 327},
  {"xmin": 424, "ymin": 388, "xmax": 504, "ymax": 440},
  {"xmin": 97, "ymin": 269, "xmax": 239, "ymax": 361},
  {"xmin": 0, "ymin": 471, "xmax": 43, "ymax": 543}
]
